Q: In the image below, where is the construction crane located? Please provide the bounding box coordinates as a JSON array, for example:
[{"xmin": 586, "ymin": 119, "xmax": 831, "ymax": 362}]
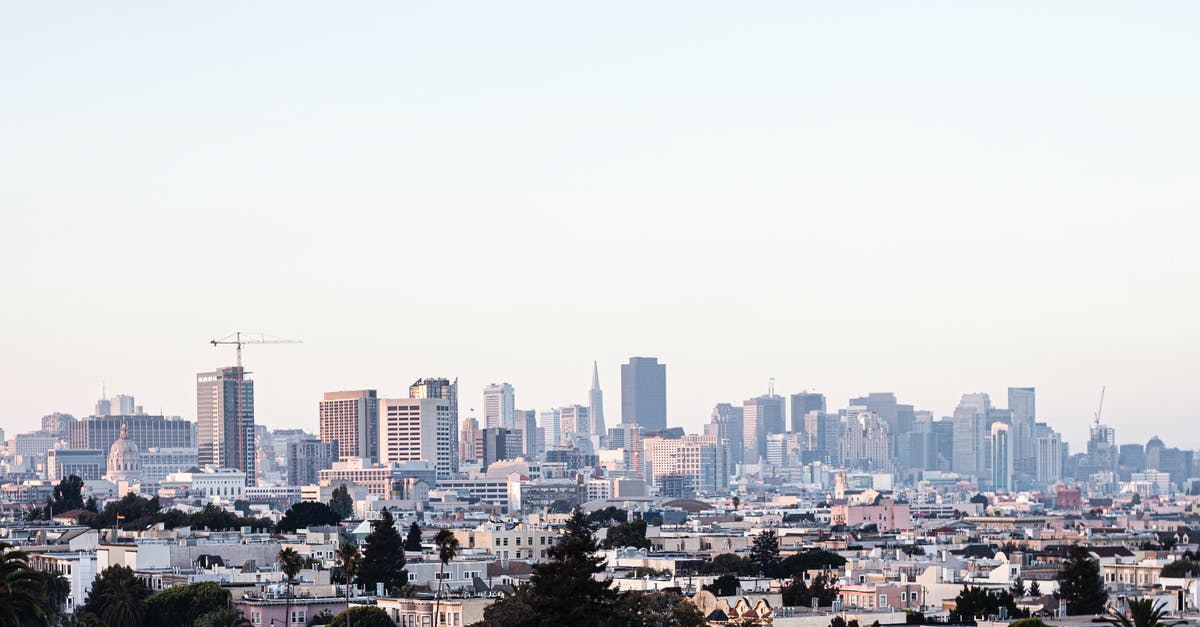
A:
[
  {"xmin": 209, "ymin": 332, "xmax": 301, "ymax": 473},
  {"xmin": 1094, "ymin": 385, "xmax": 1106, "ymax": 427}
]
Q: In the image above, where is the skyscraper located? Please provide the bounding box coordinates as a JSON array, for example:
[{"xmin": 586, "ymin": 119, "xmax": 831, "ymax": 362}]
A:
[
  {"xmin": 620, "ymin": 357, "xmax": 666, "ymax": 431},
  {"xmin": 743, "ymin": 392, "xmax": 785, "ymax": 465},
  {"xmin": 197, "ymin": 367, "xmax": 255, "ymax": 481},
  {"xmin": 559, "ymin": 405, "xmax": 590, "ymax": 447},
  {"xmin": 288, "ymin": 438, "xmax": 337, "ymax": 486},
  {"xmin": 483, "ymin": 382, "xmax": 515, "ymax": 429},
  {"xmin": 991, "ymin": 422, "xmax": 1013, "ymax": 492},
  {"xmin": 379, "ymin": 397, "xmax": 455, "ymax": 478},
  {"xmin": 1008, "ymin": 387, "xmax": 1036, "ymax": 485},
  {"xmin": 589, "ymin": 362, "xmax": 606, "ymax": 443},
  {"xmin": 951, "ymin": 393, "xmax": 991, "ymax": 478},
  {"xmin": 790, "ymin": 392, "xmax": 826, "ymax": 433},
  {"xmin": 459, "ymin": 416, "xmax": 481, "ymax": 462},
  {"xmin": 516, "ymin": 409, "xmax": 538, "ymax": 457},
  {"xmin": 410, "ymin": 378, "xmax": 459, "ymax": 473},
  {"xmin": 111, "ymin": 394, "xmax": 136, "ymax": 416},
  {"xmin": 706, "ymin": 403, "xmax": 744, "ymax": 466},
  {"xmin": 319, "ymin": 390, "xmax": 379, "ymax": 462}
]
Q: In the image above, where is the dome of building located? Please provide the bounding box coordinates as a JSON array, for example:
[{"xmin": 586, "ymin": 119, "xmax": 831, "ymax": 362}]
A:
[
  {"xmin": 1146, "ymin": 436, "xmax": 1165, "ymax": 450},
  {"xmin": 106, "ymin": 422, "xmax": 142, "ymax": 482}
]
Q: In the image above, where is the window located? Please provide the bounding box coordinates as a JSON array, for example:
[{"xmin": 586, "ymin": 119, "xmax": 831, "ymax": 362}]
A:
[{"xmin": 879, "ymin": 594, "xmax": 887, "ymax": 607}]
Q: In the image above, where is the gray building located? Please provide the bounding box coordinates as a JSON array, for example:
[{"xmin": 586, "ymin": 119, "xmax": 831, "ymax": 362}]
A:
[
  {"xmin": 620, "ymin": 357, "xmax": 666, "ymax": 432},
  {"xmin": 589, "ymin": 361, "xmax": 606, "ymax": 443},
  {"xmin": 743, "ymin": 393, "xmax": 786, "ymax": 465},
  {"xmin": 410, "ymin": 378, "xmax": 459, "ymax": 473},
  {"xmin": 287, "ymin": 438, "xmax": 337, "ymax": 486},
  {"xmin": 47, "ymin": 449, "xmax": 104, "ymax": 481},
  {"xmin": 790, "ymin": 393, "xmax": 825, "ymax": 434},
  {"xmin": 68, "ymin": 415, "xmax": 196, "ymax": 473},
  {"xmin": 197, "ymin": 367, "xmax": 255, "ymax": 479},
  {"xmin": 706, "ymin": 403, "xmax": 744, "ymax": 467}
]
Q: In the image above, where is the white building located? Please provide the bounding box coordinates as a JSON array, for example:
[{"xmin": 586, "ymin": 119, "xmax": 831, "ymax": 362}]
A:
[
  {"xmin": 641, "ymin": 434, "xmax": 730, "ymax": 495},
  {"xmin": 483, "ymin": 383, "xmax": 515, "ymax": 430},
  {"xmin": 161, "ymin": 467, "xmax": 247, "ymax": 499},
  {"xmin": 379, "ymin": 398, "xmax": 455, "ymax": 479}
]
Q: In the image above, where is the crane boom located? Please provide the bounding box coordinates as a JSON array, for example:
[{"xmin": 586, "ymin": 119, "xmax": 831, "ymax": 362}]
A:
[
  {"xmin": 1094, "ymin": 386, "xmax": 1106, "ymax": 426},
  {"xmin": 209, "ymin": 331, "xmax": 302, "ymax": 480}
]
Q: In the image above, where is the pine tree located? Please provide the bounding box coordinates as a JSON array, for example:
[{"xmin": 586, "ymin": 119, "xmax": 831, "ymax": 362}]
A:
[
  {"xmin": 404, "ymin": 522, "xmax": 423, "ymax": 552},
  {"xmin": 358, "ymin": 509, "xmax": 407, "ymax": 594},
  {"xmin": 328, "ymin": 485, "xmax": 353, "ymax": 520},
  {"xmin": 1057, "ymin": 546, "xmax": 1108, "ymax": 615},
  {"xmin": 749, "ymin": 529, "xmax": 781, "ymax": 577},
  {"xmin": 1029, "ymin": 580, "xmax": 1041, "ymax": 596}
]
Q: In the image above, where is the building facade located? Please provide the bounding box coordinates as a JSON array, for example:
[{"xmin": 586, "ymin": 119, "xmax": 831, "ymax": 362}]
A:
[
  {"xmin": 196, "ymin": 367, "xmax": 255, "ymax": 481},
  {"xmin": 318, "ymin": 389, "xmax": 378, "ymax": 462}
]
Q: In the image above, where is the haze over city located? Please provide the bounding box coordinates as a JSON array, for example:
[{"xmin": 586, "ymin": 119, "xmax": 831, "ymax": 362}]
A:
[{"xmin": 3, "ymin": 2, "xmax": 1198, "ymax": 449}]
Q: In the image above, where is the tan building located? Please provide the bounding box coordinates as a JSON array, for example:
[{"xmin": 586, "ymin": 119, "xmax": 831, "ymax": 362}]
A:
[
  {"xmin": 319, "ymin": 390, "xmax": 378, "ymax": 462},
  {"xmin": 380, "ymin": 398, "xmax": 455, "ymax": 478}
]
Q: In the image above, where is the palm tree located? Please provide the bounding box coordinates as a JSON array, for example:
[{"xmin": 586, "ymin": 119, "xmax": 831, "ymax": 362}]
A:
[
  {"xmin": 432, "ymin": 529, "xmax": 459, "ymax": 626},
  {"xmin": 194, "ymin": 607, "xmax": 252, "ymax": 627},
  {"xmin": 40, "ymin": 572, "xmax": 70, "ymax": 615},
  {"xmin": 0, "ymin": 542, "xmax": 50, "ymax": 626},
  {"xmin": 335, "ymin": 542, "xmax": 362, "ymax": 627},
  {"xmin": 1104, "ymin": 598, "xmax": 1185, "ymax": 627},
  {"xmin": 276, "ymin": 547, "xmax": 304, "ymax": 627},
  {"xmin": 96, "ymin": 578, "xmax": 146, "ymax": 627}
]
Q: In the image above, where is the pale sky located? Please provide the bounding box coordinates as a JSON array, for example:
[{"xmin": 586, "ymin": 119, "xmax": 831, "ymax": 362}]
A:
[{"xmin": 1, "ymin": 3, "xmax": 1197, "ymax": 450}]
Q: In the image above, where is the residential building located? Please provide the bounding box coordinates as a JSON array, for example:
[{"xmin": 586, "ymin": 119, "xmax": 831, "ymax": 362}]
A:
[
  {"xmin": 288, "ymin": 438, "xmax": 337, "ymax": 486},
  {"xmin": 318, "ymin": 389, "xmax": 378, "ymax": 462}
]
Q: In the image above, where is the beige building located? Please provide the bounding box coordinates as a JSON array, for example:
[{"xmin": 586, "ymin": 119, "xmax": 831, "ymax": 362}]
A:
[
  {"xmin": 380, "ymin": 398, "xmax": 455, "ymax": 478},
  {"xmin": 319, "ymin": 390, "xmax": 379, "ymax": 462}
]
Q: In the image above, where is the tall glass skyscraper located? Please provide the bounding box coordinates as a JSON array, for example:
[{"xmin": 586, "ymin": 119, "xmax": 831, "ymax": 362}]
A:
[
  {"xmin": 620, "ymin": 357, "xmax": 666, "ymax": 431},
  {"xmin": 196, "ymin": 367, "xmax": 254, "ymax": 481}
]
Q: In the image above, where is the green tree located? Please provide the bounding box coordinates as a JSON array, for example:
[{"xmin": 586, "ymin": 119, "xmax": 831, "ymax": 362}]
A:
[
  {"xmin": 1010, "ymin": 577, "xmax": 1026, "ymax": 597},
  {"xmin": 1160, "ymin": 559, "xmax": 1200, "ymax": 578},
  {"xmin": 1056, "ymin": 546, "xmax": 1108, "ymax": 615},
  {"xmin": 601, "ymin": 519, "xmax": 651, "ymax": 550},
  {"xmin": 144, "ymin": 581, "xmax": 231, "ymax": 627},
  {"xmin": 40, "ymin": 571, "xmax": 70, "ymax": 615},
  {"xmin": 328, "ymin": 606, "xmax": 393, "ymax": 627},
  {"xmin": 193, "ymin": 607, "xmax": 252, "ymax": 627},
  {"xmin": 277, "ymin": 547, "xmax": 304, "ymax": 627},
  {"xmin": 335, "ymin": 542, "xmax": 361, "ymax": 627},
  {"xmin": 276, "ymin": 501, "xmax": 342, "ymax": 533},
  {"xmin": 749, "ymin": 529, "xmax": 781, "ymax": 576},
  {"xmin": 329, "ymin": 485, "xmax": 354, "ymax": 520},
  {"xmin": 50, "ymin": 475, "xmax": 85, "ymax": 515},
  {"xmin": 1028, "ymin": 581, "xmax": 1042, "ymax": 596},
  {"xmin": 1103, "ymin": 598, "xmax": 1184, "ymax": 627},
  {"xmin": 771, "ymin": 549, "xmax": 846, "ymax": 578},
  {"xmin": 358, "ymin": 509, "xmax": 406, "ymax": 594},
  {"xmin": 699, "ymin": 553, "xmax": 757, "ymax": 576},
  {"xmin": 950, "ymin": 585, "xmax": 1022, "ymax": 623},
  {"xmin": 433, "ymin": 529, "xmax": 460, "ymax": 627},
  {"xmin": 404, "ymin": 522, "xmax": 423, "ymax": 552},
  {"xmin": 586, "ymin": 507, "xmax": 628, "ymax": 526},
  {"xmin": 1010, "ymin": 619, "xmax": 1050, "ymax": 627},
  {"xmin": 704, "ymin": 574, "xmax": 740, "ymax": 596},
  {"xmin": 84, "ymin": 565, "xmax": 149, "ymax": 627},
  {"xmin": 782, "ymin": 572, "xmax": 839, "ymax": 608},
  {"xmin": 0, "ymin": 542, "xmax": 51, "ymax": 626},
  {"xmin": 615, "ymin": 590, "xmax": 707, "ymax": 627}
]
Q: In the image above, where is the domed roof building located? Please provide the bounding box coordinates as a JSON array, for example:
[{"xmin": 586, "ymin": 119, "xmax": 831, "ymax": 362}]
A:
[{"xmin": 105, "ymin": 422, "xmax": 141, "ymax": 483}]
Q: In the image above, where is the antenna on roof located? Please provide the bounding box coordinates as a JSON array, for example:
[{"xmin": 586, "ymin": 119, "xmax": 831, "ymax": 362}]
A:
[{"xmin": 769, "ymin": 377, "xmax": 775, "ymax": 396}]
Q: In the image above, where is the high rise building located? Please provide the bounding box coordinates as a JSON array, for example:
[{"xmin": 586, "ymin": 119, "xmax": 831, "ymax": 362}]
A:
[
  {"xmin": 642, "ymin": 434, "xmax": 729, "ymax": 495},
  {"xmin": 1008, "ymin": 387, "xmax": 1036, "ymax": 481},
  {"xmin": 849, "ymin": 393, "xmax": 897, "ymax": 427},
  {"xmin": 951, "ymin": 393, "xmax": 991, "ymax": 478},
  {"xmin": 541, "ymin": 408, "xmax": 562, "ymax": 449},
  {"xmin": 111, "ymin": 394, "xmax": 136, "ymax": 416},
  {"xmin": 840, "ymin": 411, "xmax": 892, "ymax": 471},
  {"xmin": 95, "ymin": 398, "xmax": 112, "ymax": 417},
  {"xmin": 288, "ymin": 438, "xmax": 337, "ymax": 486},
  {"xmin": 516, "ymin": 409, "xmax": 538, "ymax": 457},
  {"xmin": 197, "ymin": 367, "xmax": 255, "ymax": 480},
  {"xmin": 1035, "ymin": 423, "xmax": 1062, "ymax": 485},
  {"xmin": 559, "ymin": 405, "xmax": 590, "ymax": 445},
  {"xmin": 743, "ymin": 392, "xmax": 785, "ymax": 465},
  {"xmin": 483, "ymin": 383, "xmax": 515, "ymax": 430},
  {"xmin": 589, "ymin": 362, "xmax": 606, "ymax": 443},
  {"xmin": 480, "ymin": 427, "xmax": 522, "ymax": 469},
  {"xmin": 991, "ymin": 423, "xmax": 1013, "ymax": 492},
  {"xmin": 620, "ymin": 357, "xmax": 666, "ymax": 431},
  {"xmin": 69, "ymin": 415, "xmax": 196, "ymax": 473},
  {"xmin": 41, "ymin": 412, "xmax": 76, "ymax": 438},
  {"xmin": 319, "ymin": 390, "xmax": 379, "ymax": 462},
  {"xmin": 706, "ymin": 403, "xmax": 744, "ymax": 467},
  {"xmin": 459, "ymin": 416, "xmax": 481, "ymax": 462},
  {"xmin": 379, "ymin": 397, "xmax": 455, "ymax": 478},
  {"xmin": 410, "ymin": 378, "xmax": 459, "ymax": 473},
  {"xmin": 790, "ymin": 392, "xmax": 826, "ymax": 433}
]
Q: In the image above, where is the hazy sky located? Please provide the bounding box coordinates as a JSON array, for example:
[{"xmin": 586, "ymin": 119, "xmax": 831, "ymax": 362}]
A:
[{"xmin": 2, "ymin": 3, "xmax": 1197, "ymax": 450}]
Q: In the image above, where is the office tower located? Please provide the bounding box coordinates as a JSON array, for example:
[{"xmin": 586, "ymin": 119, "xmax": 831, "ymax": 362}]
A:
[
  {"xmin": 743, "ymin": 391, "xmax": 785, "ymax": 465},
  {"xmin": 410, "ymin": 378, "xmax": 459, "ymax": 473},
  {"xmin": 459, "ymin": 416, "xmax": 481, "ymax": 462},
  {"xmin": 480, "ymin": 427, "xmax": 521, "ymax": 469},
  {"xmin": 765, "ymin": 433, "xmax": 805, "ymax": 468},
  {"xmin": 1035, "ymin": 426, "xmax": 1062, "ymax": 485},
  {"xmin": 620, "ymin": 357, "xmax": 666, "ymax": 431},
  {"xmin": 111, "ymin": 394, "xmax": 136, "ymax": 416},
  {"xmin": 932, "ymin": 417, "xmax": 955, "ymax": 471},
  {"xmin": 991, "ymin": 423, "xmax": 1013, "ymax": 492},
  {"xmin": 559, "ymin": 405, "xmax": 590, "ymax": 445},
  {"xmin": 41, "ymin": 412, "xmax": 76, "ymax": 438},
  {"xmin": 516, "ymin": 409, "xmax": 538, "ymax": 457},
  {"xmin": 95, "ymin": 398, "xmax": 112, "ymax": 417},
  {"xmin": 849, "ymin": 393, "xmax": 898, "ymax": 428},
  {"xmin": 790, "ymin": 392, "xmax": 826, "ymax": 433},
  {"xmin": 288, "ymin": 438, "xmax": 337, "ymax": 486},
  {"xmin": 197, "ymin": 367, "xmax": 255, "ymax": 479},
  {"xmin": 799, "ymin": 411, "xmax": 842, "ymax": 466},
  {"xmin": 47, "ymin": 449, "xmax": 105, "ymax": 481},
  {"xmin": 951, "ymin": 393, "xmax": 991, "ymax": 477},
  {"xmin": 379, "ymin": 397, "xmax": 455, "ymax": 478},
  {"xmin": 840, "ymin": 412, "xmax": 892, "ymax": 471},
  {"xmin": 68, "ymin": 415, "xmax": 196, "ymax": 474},
  {"xmin": 589, "ymin": 362, "xmax": 606, "ymax": 442},
  {"xmin": 642, "ymin": 434, "xmax": 729, "ymax": 495},
  {"xmin": 707, "ymin": 403, "xmax": 744, "ymax": 466},
  {"xmin": 1119, "ymin": 443, "xmax": 1146, "ymax": 474},
  {"xmin": 1008, "ymin": 387, "xmax": 1036, "ymax": 478},
  {"xmin": 319, "ymin": 390, "xmax": 379, "ymax": 462},
  {"xmin": 483, "ymin": 382, "xmax": 515, "ymax": 429},
  {"xmin": 541, "ymin": 408, "xmax": 561, "ymax": 449}
]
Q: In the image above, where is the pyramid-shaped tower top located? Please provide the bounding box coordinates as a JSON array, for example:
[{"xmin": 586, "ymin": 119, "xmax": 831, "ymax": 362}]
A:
[{"xmin": 591, "ymin": 360, "xmax": 600, "ymax": 390}]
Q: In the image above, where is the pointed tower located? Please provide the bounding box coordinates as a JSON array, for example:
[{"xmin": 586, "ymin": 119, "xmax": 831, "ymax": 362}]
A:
[{"xmin": 589, "ymin": 361, "xmax": 606, "ymax": 445}]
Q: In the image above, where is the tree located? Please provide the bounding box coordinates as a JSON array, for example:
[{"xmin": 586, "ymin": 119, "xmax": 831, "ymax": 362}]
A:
[
  {"xmin": 1028, "ymin": 581, "xmax": 1041, "ymax": 596},
  {"xmin": 41, "ymin": 571, "xmax": 70, "ymax": 615},
  {"xmin": 329, "ymin": 485, "xmax": 354, "ymax": 520},
  {"xmin": 615, "ymin": 590, "xmax": 707, "ymax": 627},
  {"xmin": 1056, "ymin": 546, "xmax": 1108, "ymax": 615},
  {"xmin": 276, "ymin": 501, "xmax": 342, "ymax": 533},
  {"xmin": 1103, "ymin": 598, "xmax": 1184, "ymax": 627},
  {"xmin": 84, "ymin": 565, "xmax": 149, "ymax": 627},
  {"xmin": 277, "ymin": 547, "xmax": 304, "ymax": 627},
  {"xmin": 328, "ymin": 606, "xmax": 393, "ymax": 627},
  {"xmin": 358, "ymin": 509, "xmax": 407, "ymax": 594},
  {"xmin": 830, "ymin": 616, "xmax": 847, "ymax": 627},
  {"xmin": 0, "ymin": 542, "xmax": 51, "ymax": 626},
  {"xmin": 771, "ymin": 549, "xmax": 846, "ymax": 579},
  {"xmin": 404, "ymin": 522, "xmax": 423, "ymax": 552},
  {"xmin": 950, "ymin": 585, "xmax": 1023, "ymax": 623},
  {"xmin": 433, "ymin": 529, "xmax": 460, "ymax": 627},
  {"xmin": 601, "ymin": 519, "xmax": 651, "ymax": 550},
  {"xmin": 144, "ymin": 581, "xmax": 231, "ymax": 627},
  {"xmin": 782, "ymin": 572, "xmax": 839, "ymax": 608},
  {"xmin": 193, "ymin": 608, "xmax": 252, "ymax": 627},
  {"xmin": 749, "ymin": 529, "xmax": 781, "ymax": 576},
  {"xmin": 699, "ymin": 553, "xmax": 757, "ymax": 576},
  {"xmin": 1010, "ymin": 619, "xmax": 1050, "ymax": 627},
  {"xmin": 335, "ymin": 542, "xmax": 361, "ymax": 627},
  {"xmin": 1010, "ymin": 577, "xmax": 1026, "ymax": 598},
  {"xmin": 970, "ymin": 494, "xmax": 989, "ymax": 505},
  {"xmin": 586, "ymin": 507, "xmax": 627, "ymax": 527},
  {"xmin": 1160, "ymin": 559, "xmax": 1200, "ymax": 578},
  {"xmin": 50, "ymin": 475, "xmax": 85, "ymax": 515},
  {"xmin": 703, "ymin": 574, "xmax": 740, "ymax": 597}
]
